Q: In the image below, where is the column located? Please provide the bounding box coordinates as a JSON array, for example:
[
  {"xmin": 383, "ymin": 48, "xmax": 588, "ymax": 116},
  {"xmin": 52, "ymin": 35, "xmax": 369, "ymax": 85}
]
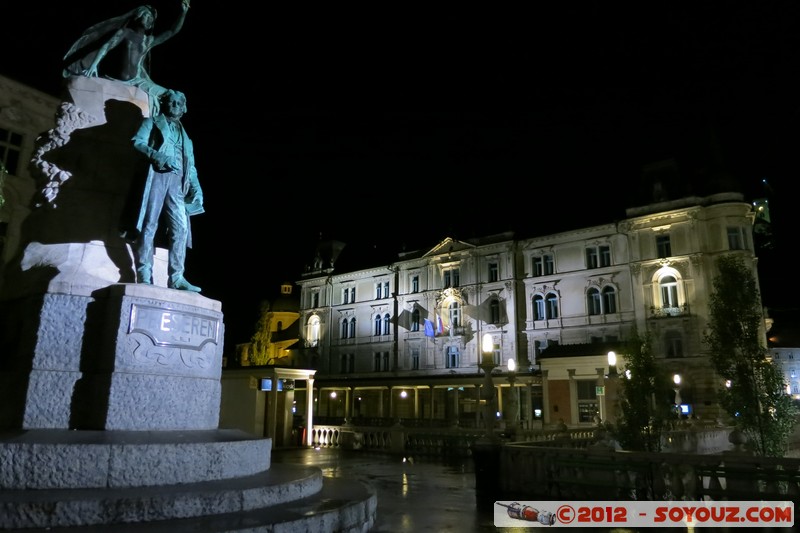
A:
[{"xmin": 305, "ymin": 377, "xmax": 314, "ymax": 447}]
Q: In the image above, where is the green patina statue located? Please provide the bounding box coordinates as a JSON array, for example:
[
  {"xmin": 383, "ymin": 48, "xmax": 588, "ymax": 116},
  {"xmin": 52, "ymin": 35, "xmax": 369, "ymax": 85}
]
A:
[
  {"xmin": 129, "ymin": 89, "xmax": 203, "ymax": 292},
  {"xmin": 62, "ymin": 0, "xmax": 190, "ymax": 116}
]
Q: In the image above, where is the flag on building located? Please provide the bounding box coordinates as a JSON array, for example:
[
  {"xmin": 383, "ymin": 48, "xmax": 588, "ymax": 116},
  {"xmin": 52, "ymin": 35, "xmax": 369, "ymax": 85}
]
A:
[{"xmin": 424, "ymin": 319, "xmax": 434, "ymax": 337}]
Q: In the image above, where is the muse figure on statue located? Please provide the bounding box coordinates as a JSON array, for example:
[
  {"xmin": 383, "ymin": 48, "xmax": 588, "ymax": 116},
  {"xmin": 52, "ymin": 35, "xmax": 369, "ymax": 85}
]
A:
[
  {"xmin": 130, "ymin": 89, "xmax": 203, "ymax": 292},
  {"xmin": 63, "ymin": 0, "xmax": 190, "ymax": 116}
]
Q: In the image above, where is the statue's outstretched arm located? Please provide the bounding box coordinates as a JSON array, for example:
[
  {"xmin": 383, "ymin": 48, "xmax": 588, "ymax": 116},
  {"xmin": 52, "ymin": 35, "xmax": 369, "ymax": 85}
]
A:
[{"xmin": 152, "ymin": 0, "xmax": 190, "ymax": 47}]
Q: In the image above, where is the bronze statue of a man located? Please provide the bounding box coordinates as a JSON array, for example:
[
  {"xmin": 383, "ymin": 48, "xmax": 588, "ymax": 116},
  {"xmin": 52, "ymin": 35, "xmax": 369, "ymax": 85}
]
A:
[{"xmin": 130, "ymin": 89, "xmax": 203, "ymax": 292}]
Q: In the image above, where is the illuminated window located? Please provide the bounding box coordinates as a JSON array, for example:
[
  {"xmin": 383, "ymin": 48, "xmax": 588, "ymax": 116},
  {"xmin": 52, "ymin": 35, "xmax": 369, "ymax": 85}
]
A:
[
  {"xmin": 307, "ymin": 315, "xmax": 320, "ymax": 347},
  {"xmin": 660, "ymin": 275, "xmax": 679, "ymax": 308},
  {"xmin": 576, "ymin": 380, "xmax": 599, "ymax": 423}
]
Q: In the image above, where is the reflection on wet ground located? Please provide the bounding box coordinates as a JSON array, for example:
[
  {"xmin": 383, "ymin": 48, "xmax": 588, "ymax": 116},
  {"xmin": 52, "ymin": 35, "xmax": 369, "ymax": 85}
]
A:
[
  {"xmin": 272, "ymin": 447, "xmax": 796, "ymax": 533},
  {"xmin": 272, "ymin": 447, "xmax": 497, "ymax": 532}
]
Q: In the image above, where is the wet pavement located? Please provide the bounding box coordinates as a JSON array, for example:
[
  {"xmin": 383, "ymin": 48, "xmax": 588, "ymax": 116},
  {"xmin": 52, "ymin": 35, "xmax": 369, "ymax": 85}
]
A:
[
  {"xmin": 272, "ymin": 447, "xmax": 797, "ymax": 533},
  {"xmin": 271, "ymin": 447, "xmax": 498, "ymax": 532}
]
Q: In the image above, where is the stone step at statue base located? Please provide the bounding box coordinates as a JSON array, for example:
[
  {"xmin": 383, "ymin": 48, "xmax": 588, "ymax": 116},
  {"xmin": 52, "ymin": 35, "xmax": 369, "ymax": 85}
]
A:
[{"xmin": 0, "ymin": 430, "xmax": 377, "ymax": 531}]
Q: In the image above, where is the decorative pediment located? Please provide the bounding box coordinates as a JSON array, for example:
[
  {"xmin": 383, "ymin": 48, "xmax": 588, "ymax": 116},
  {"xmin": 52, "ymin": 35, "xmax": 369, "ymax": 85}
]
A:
[{"xmin": 423, "ymin": 237, "xmax": 475, "ymax": 258}]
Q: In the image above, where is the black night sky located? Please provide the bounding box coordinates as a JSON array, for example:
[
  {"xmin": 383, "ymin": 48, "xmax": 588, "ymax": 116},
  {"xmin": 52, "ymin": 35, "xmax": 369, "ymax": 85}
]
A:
[{"xmin": 4, "ymin": 1, "xmax": 800, "ymax": 346}]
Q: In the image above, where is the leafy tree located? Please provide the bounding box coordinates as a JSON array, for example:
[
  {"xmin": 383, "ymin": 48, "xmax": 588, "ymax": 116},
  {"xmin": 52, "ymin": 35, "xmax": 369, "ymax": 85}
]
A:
[
  {"xmin": 248, "ymin": 300, "xmax": 272, "ymax": 366},
  {"xmin": 608, "ymin": 331, "xmax": 674, "ymax": 451},
  {"xmin": 704, "ymin": 255, "xmax": 798, "ymax": 456}
]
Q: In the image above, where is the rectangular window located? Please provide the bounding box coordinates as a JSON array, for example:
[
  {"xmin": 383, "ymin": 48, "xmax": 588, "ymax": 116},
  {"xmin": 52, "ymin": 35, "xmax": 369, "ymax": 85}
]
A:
[
  {"xmin": 411, "ymin": 275, "xmax": 419, "ymax": 293},
  {"xmin": 350, "ymin": 287, "xmax": 356, "ymax": 303},
  {"xmin": 443, "ymin": 268, "xmax": 460, "ymax": 288},
  {"xmin": 411, "ymin": 347, "xmax": 420, "ymax": 370},
  {"xmin": 599, "ymin": 246, "xmax": 611, "ymax": 267},
  {"xmin": 588, "ymin": 291, "xmax": 601, "ymax": 315},
  {"xmin": 656, "ymin": 234, "xmax": 671, "ymax": 258},
  {"xmin": 374, "ymin": 353, "xmax": 381, "ymax": 372},
  {"xmin": 340, "ymin": 354, "xmax": 354, "ymax": 373},
  {"xmin": 727, "ymin": 226, "xmax": 746, "ymax": 250},
  {"xmin": 342, "ymin": 288, "xmax": 349, "ymax": 304},
  {"xmin": 0, "ymin": 127, "xmax": 23, "ymax": 175},
  {"xmin": 488, "ymin": 262, "xmax": 498, "ymax": 282},
  {"xmin": 382, "ymin": 351, "xmax": 390, "ymax": 371},
  {"xmin": 375, "ymin": 284, "xmax": 382, "ymax": 299},
  {"xmin": 534, "ymin": 298, "xmax": 545, "ymax": 321},
  {"xmin": 586, "ymin": 248, "xmax": 599, "ymax": 269},
  {"xmin": 533, "ymin": 257, "xmax": 543, "ymax": 277},
  {"xmin": 383, "ymin": 281, "xmax": 390, "ymax": 299},
  {"xmin": 544, "ymin": 254, "xmax": 554, "ymax": 275},
  {"xmin": 446, "ymin": 346, "xmax": 460, "ymax": 368},
  {"xmin": 311, "ymin": 292, "xmax": 319, "ymax": 308}
]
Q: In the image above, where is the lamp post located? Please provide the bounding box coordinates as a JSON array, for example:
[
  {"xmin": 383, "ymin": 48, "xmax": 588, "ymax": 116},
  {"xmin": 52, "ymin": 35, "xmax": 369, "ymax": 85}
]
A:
[
  {"xmin": 673, "ymin": 374, "xmax": 682, "ymax": 419},
  {"xmin": 605, "ymin": 351, "xmax": 618, "ymax": 424},
  {"xmin": 479, "ymin": 333, "xmax": 498, "ymax": 440},
  {"xmin": 506, "ymin": 358, "xmax": 519, "ymax": 436}
]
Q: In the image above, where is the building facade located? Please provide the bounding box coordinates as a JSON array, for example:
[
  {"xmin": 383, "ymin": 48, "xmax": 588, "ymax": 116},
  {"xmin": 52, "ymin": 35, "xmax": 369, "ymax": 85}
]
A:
[{"xmin": 294, "ymin": 192, "xmax": 762, "ymax": 428}]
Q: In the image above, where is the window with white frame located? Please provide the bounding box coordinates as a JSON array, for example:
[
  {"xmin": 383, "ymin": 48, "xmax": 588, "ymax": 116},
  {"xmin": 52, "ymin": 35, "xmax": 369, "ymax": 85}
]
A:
[
  {"xmin": 341, "ymin": 318, "xmax": 349, "ymax": 339},
  {"xmin": 546, "ymin": 293, "xmax": 559, "ymax": 319},
  {"xmin": 533, "ymin": 254, "xmax": 555, "ymax": 277},
  {"xmin": 307, "ymin": 315, "xmax": 320, "ymax": 347},
  {"xmin": 587, "ymin": 288, "xmax": 601, "ymax": 315},
  {"xmin": 343, "ymin": 288, "xmax": 350, "ymax": 304},
  {"xmin": 446, "ymin": 345, "xmax": 460, "ymax": 368},
  {"xmin": 490, "ymin": 298, "xmax": 500, "ymax": 324},
  {"xmin": 383, "ymin": 313, "xmax": 390, "ymax": 335},
  {"xmin": 533, "ymin": 295, "xmax": 545, "ymax": 320},
  {"xmin": 375, "ymin": 283, "xmax": 382, "ymax": 299},
  {"xmin": 449, "ymin": 301, "xmax": 460, "ymax": 328},
  {"xmin": 349, "ymin": 317, "xmax": 356, "ymax": 338},
  {"xmin": 383, "ymin": 281, "xmax": 390, "ymax": 298},
  {"xmin": 659, "ymin": 275, "xmax": 679, "ymax": 309},
  {"xmin": 443, "ymin": 267, "xmax": 460, "ymax": 288},
  {"xmin": 411, "ymin": 275, "xmax": 419, "ymax": 293},
  {"xmin": 727, "ymin": 226, "xmax": 747, "ymax": 250},
  {"xmin": 374, "ymin": 315, "xmax": 382, "ymax": 336},
  {"xmin": 602, "ymin": 286, "xmax": 617, "ymax": 314},
  {"xmin": 586, "ymin": 245, "xmax": 610, "ymax": 269}
]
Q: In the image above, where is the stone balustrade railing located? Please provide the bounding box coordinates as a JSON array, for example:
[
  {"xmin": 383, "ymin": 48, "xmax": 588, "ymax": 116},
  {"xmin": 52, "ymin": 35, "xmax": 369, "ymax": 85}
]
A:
[{"xmin": 499, "ymin": 441, "xmax": 800, "ymax": 502}]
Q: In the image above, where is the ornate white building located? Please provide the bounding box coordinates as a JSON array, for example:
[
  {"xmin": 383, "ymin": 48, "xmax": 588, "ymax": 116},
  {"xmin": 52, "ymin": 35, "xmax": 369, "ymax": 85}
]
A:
[{"xmin": 295, "ymin": 192, "xmax": 762, "ymax": 428}]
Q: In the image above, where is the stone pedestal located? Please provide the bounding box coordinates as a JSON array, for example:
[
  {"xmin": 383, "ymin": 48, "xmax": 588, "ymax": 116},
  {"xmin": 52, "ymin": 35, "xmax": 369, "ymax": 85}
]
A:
[{"xmin": 0, "ymin": 77, "xmax": 376, "ymax": 530}]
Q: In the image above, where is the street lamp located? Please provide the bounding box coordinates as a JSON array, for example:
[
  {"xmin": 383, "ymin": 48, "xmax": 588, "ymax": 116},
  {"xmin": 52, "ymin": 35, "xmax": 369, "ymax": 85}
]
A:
[
  {"xmin": 479, "ymin": 333, "xmax": 498, "ymax": 440},
  {"xmin": 604, "ymin": 351, "xmax": 618, "ymax": 424},
  {"xmin": 506, "ymin": 358, "xmax": 519, "ymax": 435},
  {"xmin": 673, "ymin": 374, "xmax": 682, "ymax": 419}
]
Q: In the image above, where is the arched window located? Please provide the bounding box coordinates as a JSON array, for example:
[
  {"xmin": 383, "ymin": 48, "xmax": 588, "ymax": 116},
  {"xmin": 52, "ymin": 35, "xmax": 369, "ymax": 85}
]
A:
[
  {"xmin": 383, "ymin": 313, "xmax": 391, "ymax": 335},
  {"xmin": 307, "ymin": 315, "xmax": 320, "ymax": 347},
  {"xmin": 341, "ymin": 318, "xmax": 349, "ymax": 339},
  {"xmin": 374, "ymin": 315, "xmax": 382, "ymax": 336},
  {"xmin": 533, "ymin": 295, "xmax": 545, "ymax": 321},
  {"xmin": 411, "ymin": 308, "xmax": 420, "ymax": 331},
  {"xmin": 546, "ymin": 293, "xmax": 559, "ymax": 319},
  {"xmin": 587, "ymin": 288, "xmax": 601, "ymax": 315},
  {"xmin": 349, "ymin": 317, "xmax": 356, "ymax": 338},
  {"xmin": 602, "ymin": 286, "xmax": 617, "ymax": 314},
  {"xmin": 659, "ymin": 275, "xmax": 679, "ymax": 309},
  {"xmin": 490, "ymin": 299, "xmax": 501, "ymax": 324}
]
